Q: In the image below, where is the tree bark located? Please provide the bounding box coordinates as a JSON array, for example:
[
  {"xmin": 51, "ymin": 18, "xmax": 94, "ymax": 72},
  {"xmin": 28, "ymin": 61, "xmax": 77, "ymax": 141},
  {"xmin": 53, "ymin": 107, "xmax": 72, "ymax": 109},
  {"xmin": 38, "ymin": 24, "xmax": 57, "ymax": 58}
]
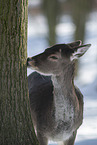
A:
[{"xmin": 0, "ymin": 0, "xmax": 39, "ymax": 144}]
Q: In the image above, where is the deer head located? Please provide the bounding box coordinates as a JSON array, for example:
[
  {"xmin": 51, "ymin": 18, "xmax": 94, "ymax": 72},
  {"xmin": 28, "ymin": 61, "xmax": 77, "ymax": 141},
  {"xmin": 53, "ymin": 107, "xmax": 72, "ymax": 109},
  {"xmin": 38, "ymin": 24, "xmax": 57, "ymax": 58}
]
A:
[{"xmin": 27, "ymin": 40, "xmax": 91, "ymax": 76}]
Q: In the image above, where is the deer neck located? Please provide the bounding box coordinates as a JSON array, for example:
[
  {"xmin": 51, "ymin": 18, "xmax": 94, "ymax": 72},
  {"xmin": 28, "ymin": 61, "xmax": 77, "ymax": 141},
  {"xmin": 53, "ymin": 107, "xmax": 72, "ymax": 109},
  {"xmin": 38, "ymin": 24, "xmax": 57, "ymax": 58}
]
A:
[
  {"xmin": 51, "ymin": 63, "xmax": 75, "ymax": 94},
  {"xmin": 51, "ymin": 63, "xmax": 79, "ymax": 122}
]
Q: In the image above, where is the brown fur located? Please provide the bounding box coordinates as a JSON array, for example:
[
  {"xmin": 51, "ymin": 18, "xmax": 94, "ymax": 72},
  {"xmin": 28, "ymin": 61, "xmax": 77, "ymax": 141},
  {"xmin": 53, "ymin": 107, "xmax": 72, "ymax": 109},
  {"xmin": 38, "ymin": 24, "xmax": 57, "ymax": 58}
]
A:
[{"xmin": 27, "ymin": 41, "xmax": 91, "ymax": 145}]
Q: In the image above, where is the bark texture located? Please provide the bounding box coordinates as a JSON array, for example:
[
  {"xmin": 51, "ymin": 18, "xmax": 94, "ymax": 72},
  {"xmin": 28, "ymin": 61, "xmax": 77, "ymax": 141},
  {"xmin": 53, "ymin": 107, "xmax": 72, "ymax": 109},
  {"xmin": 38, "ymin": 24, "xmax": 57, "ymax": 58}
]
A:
[{"xmin": 0, "ymin": 0, "xmax": 38, "ymax": 144}]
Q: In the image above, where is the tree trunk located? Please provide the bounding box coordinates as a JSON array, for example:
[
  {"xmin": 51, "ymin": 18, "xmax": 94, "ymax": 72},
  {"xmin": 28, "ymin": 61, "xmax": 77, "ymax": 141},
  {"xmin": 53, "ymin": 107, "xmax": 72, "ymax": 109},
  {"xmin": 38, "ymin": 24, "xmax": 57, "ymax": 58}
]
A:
[
  {"xmin": 71, "ymin": 0, "xmax": 92, "ymax": 42},
  {"xmin": 42, "ymin": 0, "xmax": 59, "ymax": 46},
  {"xmin": 0, "ymin": 0, "xmax": 39, "ymax": 144},
  {"xmin": 71, "ymin": 0, "xmax": 92, "ymax": 76}
]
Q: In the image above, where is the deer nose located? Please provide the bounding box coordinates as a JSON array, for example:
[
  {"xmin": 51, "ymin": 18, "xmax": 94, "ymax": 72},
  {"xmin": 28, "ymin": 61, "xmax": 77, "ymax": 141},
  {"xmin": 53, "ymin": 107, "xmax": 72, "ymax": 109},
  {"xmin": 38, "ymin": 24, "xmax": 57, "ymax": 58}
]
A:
[
  {"xmin": 27, "ymin": 57, "xmax": 32, "ymax": 62},
  {"xmin": 27, "ymin": 57, "xmax": 32, "ymax": 67}
]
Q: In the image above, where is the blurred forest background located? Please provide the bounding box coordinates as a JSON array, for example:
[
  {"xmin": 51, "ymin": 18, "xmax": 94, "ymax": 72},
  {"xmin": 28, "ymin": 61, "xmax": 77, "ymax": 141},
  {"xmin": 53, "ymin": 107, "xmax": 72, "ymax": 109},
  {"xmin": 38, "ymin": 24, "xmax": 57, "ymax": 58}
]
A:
[
  {"xmin": 27, "ymin": 0, "xmax": 97, "ymax": 85},
  {"xmin": 27, "ymin": 0, "xmax": 97, "ymax": 145}
]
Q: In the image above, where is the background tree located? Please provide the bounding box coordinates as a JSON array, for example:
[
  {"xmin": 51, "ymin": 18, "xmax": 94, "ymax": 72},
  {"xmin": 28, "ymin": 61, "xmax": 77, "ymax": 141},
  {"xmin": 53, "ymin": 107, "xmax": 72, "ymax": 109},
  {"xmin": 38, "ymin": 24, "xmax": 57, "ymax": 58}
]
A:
[
  {"xmin": 70, "ymin": 0, "xmax": 92, "ymax": 75},
  {"xmin": 0, "ymin": 0, "xmax": 38, "ymax": 144},
  {"xmin": 42, "ymin": 0, "xmax": 59, "ymax": 46},
  {"xmin": 71, "ymin": 0, "xmax": 92, "ymax": 42}
]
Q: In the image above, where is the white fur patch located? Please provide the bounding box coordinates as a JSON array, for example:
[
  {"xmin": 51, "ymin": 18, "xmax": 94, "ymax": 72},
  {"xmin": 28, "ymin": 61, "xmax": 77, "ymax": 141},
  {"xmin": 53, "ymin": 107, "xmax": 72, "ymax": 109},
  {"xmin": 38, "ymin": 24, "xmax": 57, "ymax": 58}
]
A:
[
  {"xmin": 52, "ymin": 76, "xmax": 74, "ymax": 123},
  {"xmin": 54, "ymin": 90, "xmax": 74, "ymax": 123}
]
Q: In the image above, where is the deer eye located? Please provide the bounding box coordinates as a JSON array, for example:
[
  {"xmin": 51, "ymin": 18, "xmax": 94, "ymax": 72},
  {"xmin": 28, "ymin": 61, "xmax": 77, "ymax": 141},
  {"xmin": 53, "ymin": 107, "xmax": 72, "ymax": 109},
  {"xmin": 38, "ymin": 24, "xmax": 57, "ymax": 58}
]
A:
[
  {"xmin": 48, "ymin": 54, "xmax": 59, "ymax": 61},
  {"xmin": 49, "ymin": 56, "xmax": 58, "ymax": 59}
]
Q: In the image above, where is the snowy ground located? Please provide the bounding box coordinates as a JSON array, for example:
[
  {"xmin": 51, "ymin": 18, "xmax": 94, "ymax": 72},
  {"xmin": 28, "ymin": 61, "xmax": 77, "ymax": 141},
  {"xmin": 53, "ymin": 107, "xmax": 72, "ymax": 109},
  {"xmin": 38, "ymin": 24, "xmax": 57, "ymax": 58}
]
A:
[{"xmin": 27, "ymin": 11, "xmax": 97, "ymax": 145}]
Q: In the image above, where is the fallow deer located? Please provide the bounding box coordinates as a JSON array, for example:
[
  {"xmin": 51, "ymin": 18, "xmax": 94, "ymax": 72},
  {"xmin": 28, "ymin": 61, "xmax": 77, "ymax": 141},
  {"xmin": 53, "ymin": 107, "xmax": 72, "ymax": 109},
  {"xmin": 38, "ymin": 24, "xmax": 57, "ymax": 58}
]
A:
[{"xmin": 27, "ymin": 40, "xmax": 91, "ymax": 145}]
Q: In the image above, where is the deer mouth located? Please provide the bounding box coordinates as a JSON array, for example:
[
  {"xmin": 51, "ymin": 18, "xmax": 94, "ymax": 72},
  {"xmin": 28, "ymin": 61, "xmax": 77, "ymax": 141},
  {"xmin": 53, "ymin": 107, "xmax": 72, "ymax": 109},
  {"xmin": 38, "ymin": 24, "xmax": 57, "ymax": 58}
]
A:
[{"xmin": 27, "ymin": 57, "xmax": 38, "ymax": 70}]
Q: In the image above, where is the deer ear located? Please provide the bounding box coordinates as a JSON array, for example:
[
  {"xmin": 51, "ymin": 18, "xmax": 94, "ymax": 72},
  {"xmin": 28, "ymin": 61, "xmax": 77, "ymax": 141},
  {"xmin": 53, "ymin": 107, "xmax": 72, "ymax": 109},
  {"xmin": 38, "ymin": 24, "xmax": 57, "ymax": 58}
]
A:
[
  {"xmin": 70, "ymin": 44, "xmax": 91, "ymax": 61},
  {"xmin": 68, "ymin": 40, "xmax": 82, "ymax": 48}
]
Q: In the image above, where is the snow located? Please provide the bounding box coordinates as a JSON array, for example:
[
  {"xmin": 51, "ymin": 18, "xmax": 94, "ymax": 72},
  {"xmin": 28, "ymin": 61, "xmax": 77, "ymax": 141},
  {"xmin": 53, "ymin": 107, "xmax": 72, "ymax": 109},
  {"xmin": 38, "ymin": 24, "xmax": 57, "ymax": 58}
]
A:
[
  {"xmin": 27, "ymin": 10, "xmax": 97, "ymax": 145},
  {"xmin": 75, "ymin": 79, "xmax": 97, "ymax": 144}
]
